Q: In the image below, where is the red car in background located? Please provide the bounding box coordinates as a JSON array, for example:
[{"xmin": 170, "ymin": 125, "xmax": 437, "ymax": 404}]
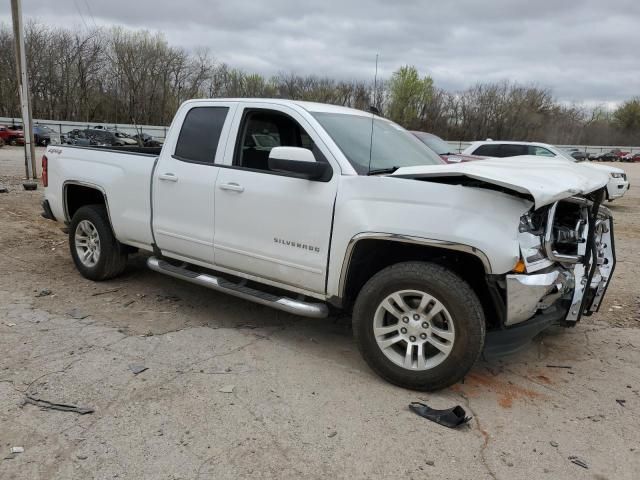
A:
[
  {"xmin": 411, "ymin": 131, "xmax": 485, "ymax": 163},
  {"xmin": 0, "ymin": 125, "xmax": 25, "ymax": 145}
]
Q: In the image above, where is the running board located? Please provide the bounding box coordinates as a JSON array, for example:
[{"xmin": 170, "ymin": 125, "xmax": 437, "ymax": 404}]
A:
[{"xmin": 146, "ymin": 256, "xmax": 328, "ymax": 318}]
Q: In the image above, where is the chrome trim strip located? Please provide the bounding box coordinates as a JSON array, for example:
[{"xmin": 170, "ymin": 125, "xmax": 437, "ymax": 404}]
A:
[
  {"xmin": 338, "ymin": 232, "xmax": 493, "ymax": 299},
  {"xmin": 147, "ymin": 256, "xmax": 328, "ymax": 318}
]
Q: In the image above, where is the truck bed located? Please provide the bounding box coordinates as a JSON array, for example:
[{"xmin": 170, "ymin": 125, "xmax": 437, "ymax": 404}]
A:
[{"xmin": 46, "ymin": 145, "xmax": 158, "ymax": 250}]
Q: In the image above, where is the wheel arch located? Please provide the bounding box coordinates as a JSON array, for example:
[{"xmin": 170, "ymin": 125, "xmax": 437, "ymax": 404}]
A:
[
  {"xmin": 336, "ymin": 234, "xmax": 502, "ymax": 326},
  {"xmin": 63, "ymin": 181, "xmax": 112, "ymax": 227}
]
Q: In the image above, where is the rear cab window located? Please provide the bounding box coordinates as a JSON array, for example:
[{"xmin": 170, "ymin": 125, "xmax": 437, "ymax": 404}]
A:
[
  {"xmin": 472, "ymin": 144, "xmax": 502, "ymax": 157},
  {"xmin": 174, "ymin": 107, "xmax": 229, "ymax": 164},
  {"xmin": 499, "ymin": 144, "xmax": 528, "ymax": 157}
]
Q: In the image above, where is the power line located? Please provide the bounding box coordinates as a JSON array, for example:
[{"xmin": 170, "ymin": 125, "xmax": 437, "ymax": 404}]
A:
[
  {"xmin": 72, "ymin": 0, "xmax": 90, "ymax": 31},
  {"xmin": 82, "ymin": 0, "xmax": 100, "ymax": 30}
]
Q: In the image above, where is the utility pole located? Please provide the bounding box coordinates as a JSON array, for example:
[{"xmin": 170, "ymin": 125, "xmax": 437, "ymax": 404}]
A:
[{"xmin": 11, "ymin": 0, "xmax": 38, "ymax": 186}]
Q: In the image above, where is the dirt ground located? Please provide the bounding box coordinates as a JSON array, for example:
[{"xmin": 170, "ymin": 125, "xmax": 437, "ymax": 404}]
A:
[{"xmin": 1, "ymin": 146, "xmax": 639, "ymax": 479}]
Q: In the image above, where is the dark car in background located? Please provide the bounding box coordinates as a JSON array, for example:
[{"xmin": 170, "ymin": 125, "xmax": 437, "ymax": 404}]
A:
[
  {"xmin": 590, "ymin": 150, "xmax": 623, "ymax": 162},
  {"xmin": 80, "ymin": 129, "xmax": 131, "ymax": 146},
  {"xmin": 63, "ymin": 129, "xmax": 95, "ymax": 146},
  {"xmin": 33, "ymin": 125, "xmax": 61, "ymax": 146},
  {"xmin": 563, "ymin": 147, "xmax": 589, "ymax": 161},
  {"xmin": 132, "ymin": 132, "xmax": 163, "ymax": 147},
  {"xmin": 410, "ymin": 131, "xmax": 485, "ymax": 163}
]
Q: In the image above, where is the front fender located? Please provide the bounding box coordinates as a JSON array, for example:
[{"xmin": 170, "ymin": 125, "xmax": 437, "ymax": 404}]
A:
[{"xmin": 326, "ymin": 175, "xmax": 533, "ymax": 297}]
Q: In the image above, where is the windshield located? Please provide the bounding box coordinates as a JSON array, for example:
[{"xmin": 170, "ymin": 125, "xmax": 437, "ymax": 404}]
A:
[
  {"xmin": 312, "ymin": 112, "xmax": 443, "ymax": 174},
  {"xmin": 412, "ymin": 132, "xmax": 452, "ymax": 155}
]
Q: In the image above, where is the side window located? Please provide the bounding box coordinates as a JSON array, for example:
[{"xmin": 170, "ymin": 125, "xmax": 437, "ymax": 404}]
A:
[
  {"xmin": 499, "ymin": 144, "xmax": 528, "ymax": 157},
  {"xmin": 174, "ymin": 107, "xmax": 229, "ymax": 164},
  {"xmin": 235, "ymin": 110, "xmax": 320, "ymax": 171},
  {"xmin": 473, "ymin": 144, "xmax": 501, "ymax": 157},
  {"xmin": 529, "ymin": 146, "xmax": 555, "ymax": 157}
]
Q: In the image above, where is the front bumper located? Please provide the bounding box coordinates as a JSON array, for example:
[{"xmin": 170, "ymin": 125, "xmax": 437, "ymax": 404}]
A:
[{"xmin": 506, "ymin": 208, "xmax": 615, "ymax": 326}]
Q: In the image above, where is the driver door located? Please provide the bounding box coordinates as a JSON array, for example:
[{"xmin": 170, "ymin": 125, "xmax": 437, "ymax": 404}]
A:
[{"xmin": 213, "ymin": 103, "xmax": 338, "ymax": 294}]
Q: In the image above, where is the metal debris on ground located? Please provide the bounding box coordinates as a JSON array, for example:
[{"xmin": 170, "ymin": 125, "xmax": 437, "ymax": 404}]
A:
[
  {"xmin": 10, "ymin": 447, "xmax": 24, "ymax": 454},
  {"xmin": 129, "ymin": 365, "xmax": 148, "ymax": 375},
  {"xmin": 568, "ymin": 456, "xmax": 589, "ymax": 469},
  {"xmin": 35, "ymin": 288, "xmax": 52, "ymax": 297},
  {"xmin": 408, "ymin": 402, "xmax": 471, "ymax": 428},
  {"xmin": 91, "ymin": 288, "xmax": 121, "ymax": 296},
  {"xmin": 327, "ymin": 431, "xmax": 337, "ymax": 438},
  {"xmin": 6, "ymin": 322, "xmax": 16, "ymax": 327},
  {"xmin": 24, "ymin": 396, "xmax": 94, "ymax": 414},
  {"xmin": 550, "ymin": 441, "xmax": 559, "ymax": 447},
  {"xmin": 219, "ymin": 385, "xmax": 235, "ymax": 393}
]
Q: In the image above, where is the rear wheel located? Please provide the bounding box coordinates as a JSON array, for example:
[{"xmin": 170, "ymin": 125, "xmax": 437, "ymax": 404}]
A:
[
  {"xmin": 352, "ymin": 261, "xmax": 485, "ymax": 391},
  {"xmin": 69, "ymin": 204, "xmax": 128, "ymax": 281}
]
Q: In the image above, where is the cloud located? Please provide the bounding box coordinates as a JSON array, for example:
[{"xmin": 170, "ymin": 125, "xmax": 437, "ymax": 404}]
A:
[{"xmin": 3, "ymin": 0, "xmax": 639, "ymax": 103}]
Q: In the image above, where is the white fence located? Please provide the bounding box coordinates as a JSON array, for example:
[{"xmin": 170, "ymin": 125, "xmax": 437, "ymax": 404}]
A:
[{"xmin": 2, "ymin": 116, "xmax": 639, "ymax": 154}]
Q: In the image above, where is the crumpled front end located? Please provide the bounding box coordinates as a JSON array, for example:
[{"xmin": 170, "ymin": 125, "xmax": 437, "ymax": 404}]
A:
[
  {"xmin": 485, "ymin": 189, "xmax": 615, "ymax": 356},
  {"xmin": 504, "ymin": 191, "xmax": 615, "ymax": 327}
]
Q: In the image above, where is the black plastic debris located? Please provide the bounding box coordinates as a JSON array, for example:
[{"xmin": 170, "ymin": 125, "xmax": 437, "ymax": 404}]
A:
[
  {"xmin": 616, "ymin": 399, "xmax": 626, "ymax": 407},
  {"xmin": 129, "ymin": 364, "xmax": 148, "ymax": 375},
  {"xmin": 409, "ymin": 402, "xmax": 471, "ymax": 428},
  {"xmin": 24, "ymin": 395, "xmax": 94, "ymax": 414},
  {"xmin": 568, "ymin": 456, "xmax": 589, "ymax": 469}
]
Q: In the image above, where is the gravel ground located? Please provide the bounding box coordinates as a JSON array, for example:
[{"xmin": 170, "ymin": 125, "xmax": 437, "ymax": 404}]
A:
[{"xmin": 1, "ymin": 146, "xmax": 639, "ymax": 479}]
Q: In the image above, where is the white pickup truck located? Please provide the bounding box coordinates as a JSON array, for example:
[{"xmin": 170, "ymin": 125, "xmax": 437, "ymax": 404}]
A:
[{"xmin": 41, "ymin": 99, "xmax": 616, "ymax": 391}]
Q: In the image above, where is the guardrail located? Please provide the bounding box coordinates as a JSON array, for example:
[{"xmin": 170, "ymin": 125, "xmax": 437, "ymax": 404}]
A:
[
  {"xmin": 2, "ymin": 116, "xmax": 639, "ymax": 155},
  {"xmin": 0, "ymin": 117, "xmax": 168, "ymax": 140}
]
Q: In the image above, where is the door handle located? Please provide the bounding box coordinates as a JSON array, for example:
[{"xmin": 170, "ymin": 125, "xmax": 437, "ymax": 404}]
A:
[
  {"xmin": 159, "ymin": 173, "xmax": 178, "ymax": 182},
  {"xmin": 219, "ymin": 182, "xmax": 244, "ymax": 193}
]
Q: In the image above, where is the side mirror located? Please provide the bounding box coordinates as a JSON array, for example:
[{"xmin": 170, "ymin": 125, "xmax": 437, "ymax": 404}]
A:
[{"xmin": 268, "ymin": 147, "xmax": 330, "ymax": 181}]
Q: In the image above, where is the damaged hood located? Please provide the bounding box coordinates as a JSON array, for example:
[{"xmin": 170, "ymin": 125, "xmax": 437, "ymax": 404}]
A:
[{"xmin": 391, "ymin": 156, "xmax": 609, "ymax": 208}]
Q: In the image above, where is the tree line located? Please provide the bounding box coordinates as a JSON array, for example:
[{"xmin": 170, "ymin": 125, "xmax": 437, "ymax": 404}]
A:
[{"xmin": 1, "ymin": 23, "xmax": 639, "ymax": 145}]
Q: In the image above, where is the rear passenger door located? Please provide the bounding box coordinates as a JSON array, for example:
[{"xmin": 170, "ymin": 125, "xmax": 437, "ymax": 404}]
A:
[{"xmin": 152, "ymin": 102, "xmax": 237, "ymax": 266}]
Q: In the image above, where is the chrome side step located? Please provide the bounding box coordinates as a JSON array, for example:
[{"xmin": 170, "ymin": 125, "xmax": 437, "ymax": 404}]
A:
[{"xmin": 147, "ymin": 256, "xmax": 329, "ymax": 319}]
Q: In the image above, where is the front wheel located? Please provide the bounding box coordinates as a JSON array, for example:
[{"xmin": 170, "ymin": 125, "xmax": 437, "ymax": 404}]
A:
[{"xmin": 352, "ymin": 262, "xmax": 485, "ymax": 391}]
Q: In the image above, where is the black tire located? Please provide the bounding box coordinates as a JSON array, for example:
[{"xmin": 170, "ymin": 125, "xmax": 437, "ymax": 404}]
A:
[
  {"xmin": 69, "ymin": 204, "xmax": 128, "ymax": 281},
  {"xmin": 352, "ymin": 261, "xmax": 485, "ymax": 391}
]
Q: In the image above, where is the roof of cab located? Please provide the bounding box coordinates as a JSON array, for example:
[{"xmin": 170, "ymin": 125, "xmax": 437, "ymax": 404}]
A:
[{"xmin": 183, "ymin": 98, "xmax": 372, "ymax": 117}]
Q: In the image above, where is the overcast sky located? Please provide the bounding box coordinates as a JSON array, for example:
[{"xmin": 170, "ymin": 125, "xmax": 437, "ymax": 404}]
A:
[{"xmin": 4, "ymin": 0, "xmax": 639, "ymax": 105}]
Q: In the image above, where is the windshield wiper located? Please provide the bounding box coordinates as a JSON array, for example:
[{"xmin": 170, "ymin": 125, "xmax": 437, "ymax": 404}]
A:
[{"xmin": 368, "ymin": 166, "xmax": 400, "ymax": 175}]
